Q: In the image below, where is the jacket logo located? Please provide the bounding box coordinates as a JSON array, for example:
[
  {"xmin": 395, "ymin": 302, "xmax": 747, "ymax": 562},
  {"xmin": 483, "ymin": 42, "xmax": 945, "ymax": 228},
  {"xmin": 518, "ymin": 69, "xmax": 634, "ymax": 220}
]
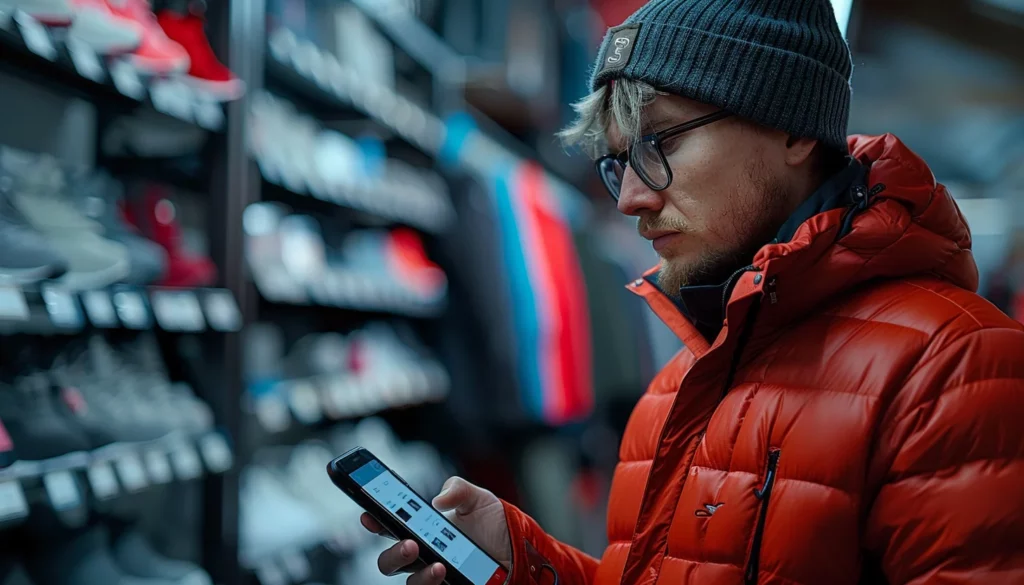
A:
[
  {"xmin": 694, "ymin": 503, "xmax": 724, "ymax": 517},
  {"xmin": 607, "ymin": 37, "xmax": 631, "ymax": 64}
]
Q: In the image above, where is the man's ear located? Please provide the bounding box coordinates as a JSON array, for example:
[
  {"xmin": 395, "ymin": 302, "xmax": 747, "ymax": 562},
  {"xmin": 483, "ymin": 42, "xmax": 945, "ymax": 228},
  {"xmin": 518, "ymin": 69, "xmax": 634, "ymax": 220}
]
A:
[{"xmin": 783, "ymin": 135, "xmax": 818, "ymax": 167}]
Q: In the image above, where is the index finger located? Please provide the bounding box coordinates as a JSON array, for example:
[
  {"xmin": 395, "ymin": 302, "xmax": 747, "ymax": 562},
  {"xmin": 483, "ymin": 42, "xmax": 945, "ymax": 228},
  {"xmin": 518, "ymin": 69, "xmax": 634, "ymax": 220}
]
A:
[{"xmin": 360, "ymin": 513, "xmax": 397, "ymax": 540}]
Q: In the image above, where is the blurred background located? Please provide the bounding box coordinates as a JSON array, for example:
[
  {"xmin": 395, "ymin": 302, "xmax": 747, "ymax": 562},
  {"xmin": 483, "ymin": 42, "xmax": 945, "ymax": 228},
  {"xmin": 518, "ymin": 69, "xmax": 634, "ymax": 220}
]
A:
[{"xmin": 0, "ymin": 0, "xmax": 1020, "ymax": 584}]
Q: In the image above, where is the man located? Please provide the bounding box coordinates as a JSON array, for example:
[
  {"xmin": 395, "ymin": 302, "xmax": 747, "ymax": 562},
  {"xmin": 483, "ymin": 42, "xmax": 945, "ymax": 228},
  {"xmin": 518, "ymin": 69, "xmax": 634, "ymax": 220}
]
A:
[{"xmin": 363, "ymin": 1, "xmax": 1024, "ymax": 583}]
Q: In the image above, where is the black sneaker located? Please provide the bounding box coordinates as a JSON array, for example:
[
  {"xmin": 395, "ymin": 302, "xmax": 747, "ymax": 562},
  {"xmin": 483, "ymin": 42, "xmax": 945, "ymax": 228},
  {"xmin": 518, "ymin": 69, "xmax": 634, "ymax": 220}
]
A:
[{"xmin": 0, "ymin": 374, "xmax": 92, "ymax": 463}]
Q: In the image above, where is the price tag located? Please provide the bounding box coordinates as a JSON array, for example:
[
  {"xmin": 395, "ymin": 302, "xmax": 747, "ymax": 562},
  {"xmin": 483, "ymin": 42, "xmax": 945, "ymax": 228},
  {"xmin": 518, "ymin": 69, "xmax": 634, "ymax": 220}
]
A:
[
  {"xmin": 253, "ymin": 391, "xmax": 290, "ymax": 433},
  {"xmin": 194, "ymin": 98, "xmax": 224, "ymax": 131},
  {"xmin": 170, "ymin": 443, "xmax": 203, "ymax": 480},
  {"xmin": 287, "ymin": 380, "xmax": 322, "ymax": 425},
  {"xmin": 41, "ymin": 284, "xmax": 84, "ymax": 330},
  {"xmin": 112, "ymin": 289, "xmax": 152, "ymax": 329},
  {"xmin": 150, "ymin": 80, "xmax": 193, "ymax": 122},
  {"xmin": 115, "ymin": 453, "xmax": 149, "ymax": 493},
  {"xmin": 0, "ymin": 481, "xmax": 29, "ymax": 523},
  {"xmin": 86, "ymin": 462, "xmax": 119, "ymax": 500},
  {"xmin": 152, "ymin": 289, "xmax": 205, "ymax": 332},
  {"xmin": 43, "ymin": 471, "xmax": 81, "ymax": 511},
  {"xmin": 0, "ymin": 285, "xmax": 29, "ymax": 321},
  {"xmin": 81, "ymin": 290, "xmax": 118, "ymax": 328},
  {"xmin": 202, "ymin": 289, "xmax": 242, "ymax": 332},
  {"xmin": 110, "ymin": 60, "xmax": 145, "ymax": 100},
  {"xmin": 66, "ymin": 38, "xmax": 104, "ymax": 83},
  {"xmin": 15, "ymin": 12, "xmax": 56, "ymax": 61},
  {"xmin": 199, "ymin": 433, "xmax": 233, "ymax": 473},
  {"xmin": 280, "ymin": 549, "xmax": 311, "ymax": 583},
  {"xmin": 145, "ymin": 450, "xmax": 173, "ymax": 484}
]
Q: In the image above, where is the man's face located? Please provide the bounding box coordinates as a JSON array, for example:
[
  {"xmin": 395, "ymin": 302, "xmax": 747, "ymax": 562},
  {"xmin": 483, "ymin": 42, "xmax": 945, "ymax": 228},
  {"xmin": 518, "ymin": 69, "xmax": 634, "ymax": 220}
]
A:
[{"xmin": 609, "ymin": 94, "xmax": 797, "ymax": 293}]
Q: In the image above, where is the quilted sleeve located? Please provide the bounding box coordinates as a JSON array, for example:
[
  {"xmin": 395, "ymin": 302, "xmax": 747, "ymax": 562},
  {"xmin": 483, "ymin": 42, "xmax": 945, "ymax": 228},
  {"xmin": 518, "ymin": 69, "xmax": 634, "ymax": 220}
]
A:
[
  {"xmin": 502, "ymin": 500, "xmax": 600, "ymax": 585},
  {"xmin": 864, "ymin": 327, "xmax": 1024, "ymax": 584}
]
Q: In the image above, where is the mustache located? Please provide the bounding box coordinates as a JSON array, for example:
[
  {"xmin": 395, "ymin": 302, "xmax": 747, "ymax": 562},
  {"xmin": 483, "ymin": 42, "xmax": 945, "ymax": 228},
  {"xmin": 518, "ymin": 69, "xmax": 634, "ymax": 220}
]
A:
[{"xmin": 637, "ymin": 215, "xmax": 689, "ymax": 237}]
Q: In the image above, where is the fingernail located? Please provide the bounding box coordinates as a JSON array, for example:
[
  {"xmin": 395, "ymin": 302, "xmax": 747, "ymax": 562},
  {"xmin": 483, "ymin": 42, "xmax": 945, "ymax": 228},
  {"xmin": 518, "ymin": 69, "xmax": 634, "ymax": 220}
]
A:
[
  {"xmin": 432, "ymin": 564, "xmax": 444, "ymax": 577},
  {"xmin": 402, "ymin": 541, "xmax": 415, "ymax": 557},
  {"xmin": 436, "ymin": 487, "xmax": 450, "ymax": 499}
]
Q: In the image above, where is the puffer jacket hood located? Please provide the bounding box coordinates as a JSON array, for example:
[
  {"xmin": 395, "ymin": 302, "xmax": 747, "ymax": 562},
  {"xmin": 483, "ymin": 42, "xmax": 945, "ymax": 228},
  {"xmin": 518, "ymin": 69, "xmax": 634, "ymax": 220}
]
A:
[
  {"xmin": 499, "ymin": 134, "xmax": 1024, "ymax": 585},
  {"xmin": 754, "ymin": 133, "xmax": 978, "ymax": 319}
]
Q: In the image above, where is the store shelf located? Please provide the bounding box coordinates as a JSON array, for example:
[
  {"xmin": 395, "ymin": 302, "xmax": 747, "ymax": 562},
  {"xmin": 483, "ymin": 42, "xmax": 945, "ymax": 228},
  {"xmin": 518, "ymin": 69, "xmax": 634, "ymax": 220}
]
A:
[
  {"xmin": 0, "ymin": 9, "xmax": 225, "ymax": 132},
  {"xmin": 0, "ymin": 284, "xmax": 243, "ymax": 335},
  {"xmin": 248, "ymin": 363, "xmax": 450, "ymax": 434},
  {"xmin": 255, "ymin": 155, "xmax": 454, "ymax": 234},
  {"xmin": 250, "ymin": 268, "xmax": 446, "ymax": 318},
  {"xmin": 264, "ymin": 27, "xmax": 445, "ymax": 155},
  {"xmin": 0, "ymin": 430, "xmax": 233, "ymax": 528}
]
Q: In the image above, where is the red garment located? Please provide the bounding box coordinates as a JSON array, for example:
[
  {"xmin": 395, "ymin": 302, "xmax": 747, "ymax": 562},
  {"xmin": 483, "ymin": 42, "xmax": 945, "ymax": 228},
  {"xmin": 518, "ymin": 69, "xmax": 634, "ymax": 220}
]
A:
[
  {"xmin": 502, "ymin": 134, "xmax": 1024, "ymax": 585},
  {"xmin": 590, "ymin": 0, "xmax": 648, "ymax": 29}
]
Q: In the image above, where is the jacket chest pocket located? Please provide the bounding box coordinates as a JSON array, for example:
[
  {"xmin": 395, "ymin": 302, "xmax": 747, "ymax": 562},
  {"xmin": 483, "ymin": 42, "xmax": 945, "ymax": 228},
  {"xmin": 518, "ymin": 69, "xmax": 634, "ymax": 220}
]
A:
[{"xmin": 745, "ymin": 448, "xmax": 781, "ymax": 585}]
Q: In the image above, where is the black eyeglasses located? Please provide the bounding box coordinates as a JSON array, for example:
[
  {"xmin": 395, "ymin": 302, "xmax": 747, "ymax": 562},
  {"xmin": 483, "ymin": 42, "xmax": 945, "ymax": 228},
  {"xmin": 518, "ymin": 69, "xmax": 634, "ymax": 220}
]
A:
[{"xmin": 595, "ymin": 110, "xmax": 733, "ymax": 200}]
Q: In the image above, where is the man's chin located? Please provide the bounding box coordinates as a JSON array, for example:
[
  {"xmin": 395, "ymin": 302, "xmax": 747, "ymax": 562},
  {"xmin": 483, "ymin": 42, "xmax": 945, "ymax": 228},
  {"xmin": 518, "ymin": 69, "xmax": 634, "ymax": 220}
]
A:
[{"xmin": 657, "ymin": 253, "xmax": 737, "ymax": 293}]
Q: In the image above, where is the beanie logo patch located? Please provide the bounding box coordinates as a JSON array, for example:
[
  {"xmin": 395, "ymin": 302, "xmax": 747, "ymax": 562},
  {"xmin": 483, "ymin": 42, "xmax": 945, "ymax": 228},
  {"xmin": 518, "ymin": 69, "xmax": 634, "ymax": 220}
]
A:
[{"xmin": 599, "ymin": 24, "xmax": 640, "ymax": 75}]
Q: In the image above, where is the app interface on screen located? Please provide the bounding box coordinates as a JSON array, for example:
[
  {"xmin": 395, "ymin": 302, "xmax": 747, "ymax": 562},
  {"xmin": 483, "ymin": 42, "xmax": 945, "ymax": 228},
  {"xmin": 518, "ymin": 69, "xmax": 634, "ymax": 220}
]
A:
[{"xmin": 351, "ymin": 460, "xmax": 508, "ymax": 585}]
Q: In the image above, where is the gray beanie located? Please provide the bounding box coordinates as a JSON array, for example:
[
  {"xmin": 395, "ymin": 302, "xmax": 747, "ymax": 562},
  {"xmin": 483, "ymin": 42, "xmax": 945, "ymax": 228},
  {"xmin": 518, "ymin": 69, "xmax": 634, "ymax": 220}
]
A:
[{"xmin": 591, "ymin": 0, "xmax": 853, "ymax": 153}]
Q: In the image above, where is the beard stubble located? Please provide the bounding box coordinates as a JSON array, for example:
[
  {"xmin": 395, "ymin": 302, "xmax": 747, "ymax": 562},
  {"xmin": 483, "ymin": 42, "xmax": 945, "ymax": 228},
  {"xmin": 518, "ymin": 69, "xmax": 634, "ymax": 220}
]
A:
[{"xmin": 649, "ymin": 162, "xmax": 792, "ymax": 295}]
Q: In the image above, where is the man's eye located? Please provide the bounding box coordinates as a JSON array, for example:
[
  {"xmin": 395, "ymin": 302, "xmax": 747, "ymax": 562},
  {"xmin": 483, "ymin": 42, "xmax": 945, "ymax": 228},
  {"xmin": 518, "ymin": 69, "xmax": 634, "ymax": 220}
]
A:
[{"xmin": 660, "ymin": 135, "xmax": 685, "ymax": 156}]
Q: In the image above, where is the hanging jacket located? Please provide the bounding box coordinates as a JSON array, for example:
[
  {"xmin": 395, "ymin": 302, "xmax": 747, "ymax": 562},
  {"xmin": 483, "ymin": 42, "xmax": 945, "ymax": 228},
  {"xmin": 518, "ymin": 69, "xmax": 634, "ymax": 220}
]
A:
[{"xmin": 500, "ymin": 134, "xmax": 1024, "ymax": 585}]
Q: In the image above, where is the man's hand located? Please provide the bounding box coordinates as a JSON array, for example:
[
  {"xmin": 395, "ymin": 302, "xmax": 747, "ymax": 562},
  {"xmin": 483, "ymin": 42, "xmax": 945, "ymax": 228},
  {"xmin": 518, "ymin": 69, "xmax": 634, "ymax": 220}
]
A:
[{"xmin": 362, "ymin": 477, "xmax": 512, "ymax": 585}]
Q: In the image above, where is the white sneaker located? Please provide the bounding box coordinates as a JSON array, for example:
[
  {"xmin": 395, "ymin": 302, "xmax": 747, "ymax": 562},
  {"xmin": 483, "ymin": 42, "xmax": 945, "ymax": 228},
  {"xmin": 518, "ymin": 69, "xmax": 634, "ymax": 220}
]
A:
[
  {"xmin": 240, "ymin": 466, "xmax": 326, "ymax": 562},
  {"xmin": 68, "ymin": 0, "xmax": 142, "ymax": 55},
  {"xmin": 1, "ymin": 0, "xmax": 73, "ymax": 25},
  {"xmin": 1, "ymin": 150, "xmax": 130, "ymax": 290}
]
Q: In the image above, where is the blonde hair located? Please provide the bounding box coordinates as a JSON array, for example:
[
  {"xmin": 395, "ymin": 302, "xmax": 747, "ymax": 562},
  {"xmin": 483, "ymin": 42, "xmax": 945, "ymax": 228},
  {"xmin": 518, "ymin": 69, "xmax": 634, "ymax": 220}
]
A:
[{"xmin": 557, "ymin": 79, "xmax": 661, "ymax": 159}]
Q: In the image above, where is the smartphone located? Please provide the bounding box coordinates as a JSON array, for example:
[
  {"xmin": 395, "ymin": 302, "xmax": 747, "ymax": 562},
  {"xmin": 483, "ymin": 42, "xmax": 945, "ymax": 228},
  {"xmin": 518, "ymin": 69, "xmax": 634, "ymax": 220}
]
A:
[{"xmin": 327, "ymin": 447, "xmax": 510, "ymax": 585}]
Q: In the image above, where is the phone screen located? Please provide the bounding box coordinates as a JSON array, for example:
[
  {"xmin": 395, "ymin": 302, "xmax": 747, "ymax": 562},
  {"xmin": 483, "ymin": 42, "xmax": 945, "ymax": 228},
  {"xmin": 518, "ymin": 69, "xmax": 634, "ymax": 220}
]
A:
[{"xmin": 351, "ymin": 460, "xmax": 509, "ymax": 585}]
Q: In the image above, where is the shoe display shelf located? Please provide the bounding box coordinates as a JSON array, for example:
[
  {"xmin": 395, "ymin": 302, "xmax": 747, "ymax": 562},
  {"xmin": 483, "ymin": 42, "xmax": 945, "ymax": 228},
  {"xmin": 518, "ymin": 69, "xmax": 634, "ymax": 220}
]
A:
[
  {"xmin": 265, "ymin": 27, "xmax": 445, "ymax": 160},
  {"xmin": 0, "ymin": 284, "xmax": 242, "ymax": 335},
  {"xmin": 252, "ymin": 140, "xmax": 455, "ymax": 236},
  {"xmin": 250, "ymin": 266, "xmax": 446, "ymax": 319},
  {"xmin": 0, "ymin": 429, "xmax": 233, "ymax": 530},
  {"xmin": 0, "ymin": 7, "xmax": 225, "ymax": 132},
  {"xmin": 246, "ymin": 362, "xmax": 450, "ymax": 436}
]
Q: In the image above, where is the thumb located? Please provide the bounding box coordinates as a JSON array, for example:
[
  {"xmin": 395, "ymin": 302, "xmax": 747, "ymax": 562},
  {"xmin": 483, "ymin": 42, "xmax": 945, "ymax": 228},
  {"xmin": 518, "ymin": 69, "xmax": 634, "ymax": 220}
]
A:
[{"xmin": 432, "ymin": 477, "xmax": 479, "ymax": 515}]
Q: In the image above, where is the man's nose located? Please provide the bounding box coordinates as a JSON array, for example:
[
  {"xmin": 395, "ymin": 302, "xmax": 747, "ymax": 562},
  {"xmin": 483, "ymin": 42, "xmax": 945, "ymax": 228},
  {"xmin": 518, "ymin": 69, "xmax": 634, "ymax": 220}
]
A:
[{"xmin": 616, "ymin": 169, "xmax": 664, "ymax": 217}]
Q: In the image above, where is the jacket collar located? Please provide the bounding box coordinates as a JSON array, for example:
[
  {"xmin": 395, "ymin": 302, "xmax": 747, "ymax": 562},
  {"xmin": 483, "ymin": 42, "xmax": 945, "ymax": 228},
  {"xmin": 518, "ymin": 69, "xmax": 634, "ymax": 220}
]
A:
[{"xmin": 629, "ymin": 134, "xmax": 979, "ymax": 359}]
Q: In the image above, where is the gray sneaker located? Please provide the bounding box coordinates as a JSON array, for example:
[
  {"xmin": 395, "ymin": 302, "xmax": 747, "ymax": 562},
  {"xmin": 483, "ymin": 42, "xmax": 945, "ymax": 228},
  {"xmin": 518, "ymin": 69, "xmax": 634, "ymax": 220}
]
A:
[
  {"xmin": 0, "ymin": 170, "xmax": 68, "ymax": 284},
  {"xmin": 68, "ymin": 168, "xmax": 169, "ymax": 286},
  {"xmin": 0, "ymin": 148, "xmax": 130, "ymax": 291}
]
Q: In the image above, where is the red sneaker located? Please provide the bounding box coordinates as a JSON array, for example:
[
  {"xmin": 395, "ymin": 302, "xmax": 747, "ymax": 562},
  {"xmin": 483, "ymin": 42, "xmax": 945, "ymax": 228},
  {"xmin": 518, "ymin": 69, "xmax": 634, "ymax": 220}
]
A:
[
  {"xmin": 157, "ymin": 8, "xmax": 245, "ymax": 101},
  {"xmin": 106, "ymin": 0, "xmax": 189, "ymax": 76},
  {"xmin": 122, "ymin": 186, "xmax": 217, "ymax": 288}
]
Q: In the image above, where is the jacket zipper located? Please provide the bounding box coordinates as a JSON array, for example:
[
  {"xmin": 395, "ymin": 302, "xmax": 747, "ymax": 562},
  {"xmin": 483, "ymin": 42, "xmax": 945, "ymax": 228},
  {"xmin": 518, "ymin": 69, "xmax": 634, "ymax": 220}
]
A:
[{"xmin": 745, "ymin": 449, "xmax": 781, "ymax": 585}]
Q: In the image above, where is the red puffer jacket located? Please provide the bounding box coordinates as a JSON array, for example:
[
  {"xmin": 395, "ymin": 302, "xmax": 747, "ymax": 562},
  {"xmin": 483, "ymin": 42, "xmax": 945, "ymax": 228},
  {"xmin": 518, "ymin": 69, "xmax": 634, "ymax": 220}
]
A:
[{"xmin": 501, "ymin": 135, "xmax": 1024, "ymax": 585}]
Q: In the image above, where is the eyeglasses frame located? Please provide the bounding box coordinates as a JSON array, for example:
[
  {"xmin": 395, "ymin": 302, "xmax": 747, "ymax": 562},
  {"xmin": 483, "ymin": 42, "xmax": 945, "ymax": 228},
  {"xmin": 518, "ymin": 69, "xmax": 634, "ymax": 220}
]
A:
[{"xmin": 595, "ymin": 109, "xmax": 734, "ymax": 200}]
